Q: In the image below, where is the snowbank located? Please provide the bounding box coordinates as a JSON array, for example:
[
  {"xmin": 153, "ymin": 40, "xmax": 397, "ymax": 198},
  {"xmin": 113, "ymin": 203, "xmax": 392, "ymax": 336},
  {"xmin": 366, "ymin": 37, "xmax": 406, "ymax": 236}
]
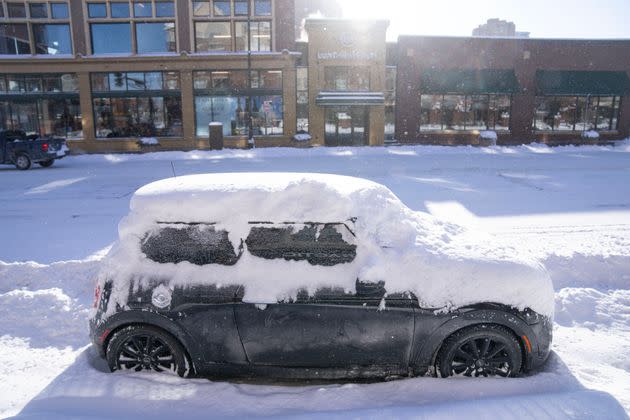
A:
[{"xmin": 98, "ymin": 173, "xmax": 554, "ymax": 316}]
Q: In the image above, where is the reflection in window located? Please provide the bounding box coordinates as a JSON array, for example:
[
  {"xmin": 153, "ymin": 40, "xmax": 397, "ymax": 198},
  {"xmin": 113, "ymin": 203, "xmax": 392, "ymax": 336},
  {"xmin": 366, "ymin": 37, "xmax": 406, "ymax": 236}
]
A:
[
  {"xmin": 532, "ymin": 96, "xmax": 620, "ymax": 132},
  {"xmin": 213, "ymin": 0, "xmax": 230, "ymax": 16},
  {"xmin": 0, "ymin": 24, "xmax": 30, "ymax": 54},
  {"xmin": 0, "ymin": 74, "xmax": 82, "ymax": 138},
  {"xmin": 249, "ymin": 21, "xmax": 271, "ymax": 51},
  {"xmin": 296, "ymin": 67, "xmax": 308, "ymax": 132},
  {"xmin": 254, "ymin": 0, "xmax": 271, "ymax": 16},
  {"xmin": 195, "ymin": 22, "xmax": 231, "ymax": 51},
  {"xmin": 136, "ymin": 22, "xmax": 176, "ymax": 53},
  {"xmin": 141, "ymin": 225, "xmax": 241, "ymax": 266},
  {"xmin": 110, "ymin": 2, "xmax": 130, "ymax": 18},
  {"xmin": 7, "ymin": 2, "xmax": 26, "ymax": 17},
  {"xmin": 234, "ymin": 0, "xmax": 248, "ymax": 15},
  {"xmin": 420, "ymin": 94, "xmax": 511, "ymax": 131},
  {"xmin": 33, "ymin": 24, "xmax": 72, "ymax": 54},
  {"xmin": 246, "ymin": 224, "xmax": 357, "ymax": 266},
  {"xmin": 324, "ymin": 67, "xmax": 370, "ymax": 91},
  {"xmin": 91, "ymin": 71, "xmax": 182, "ymax": 138},
  {"xmin": 51, "ymin": 3, "xmax": 69, "ymax": 18},
  {"xmin": 88, "ymin": 2, "xmax": 107, "ymax": 17},
  {"xmin": 29, "ymin": 3, "xmax": 48, "ymax": 18},
  {"xmin": 133, "ymin": 1, "xmax": 152, "ymax": 17},
  {"xmin": 91, "ymin": 23, "xmax": 132, "ymax": 53},
  {"xmin": 155, "ymin": 0, "xmax": 174, "ymax": 17}
]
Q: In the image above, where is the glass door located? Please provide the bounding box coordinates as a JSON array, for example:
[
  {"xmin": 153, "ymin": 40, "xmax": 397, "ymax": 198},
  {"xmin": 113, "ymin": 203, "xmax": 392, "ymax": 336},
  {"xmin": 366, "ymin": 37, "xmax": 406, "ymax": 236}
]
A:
[{"xmin": 325, "ymin": 106, "xmax": 368, "ymax": 146}]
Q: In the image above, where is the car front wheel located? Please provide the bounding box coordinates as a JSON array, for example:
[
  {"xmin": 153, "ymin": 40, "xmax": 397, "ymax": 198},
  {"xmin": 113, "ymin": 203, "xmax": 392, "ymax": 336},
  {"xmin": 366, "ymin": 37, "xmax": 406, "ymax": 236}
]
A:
[
  {"xmin": 436, "ymin": 324, "xmax": 522, "ymax": 378},
  {"xmin": 106, "ymin": 325, "xmax": 190, "ymax": 377}
]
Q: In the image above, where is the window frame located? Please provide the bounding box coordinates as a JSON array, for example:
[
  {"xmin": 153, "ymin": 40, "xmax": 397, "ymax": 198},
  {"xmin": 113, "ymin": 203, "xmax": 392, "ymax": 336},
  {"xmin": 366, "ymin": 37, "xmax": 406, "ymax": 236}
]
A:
[{"xmin": 86, "ymin": 0, "xmax": 177, "ymax": 54}]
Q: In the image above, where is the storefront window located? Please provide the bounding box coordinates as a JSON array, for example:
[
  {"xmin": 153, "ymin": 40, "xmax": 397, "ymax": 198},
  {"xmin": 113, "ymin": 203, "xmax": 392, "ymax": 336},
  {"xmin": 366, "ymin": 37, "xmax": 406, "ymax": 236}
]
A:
[
  {"xmin": 385, "ymin": 66, "xmax": 396, "ymax": 140},
  {"xmin": 234, "ymin": 0, "xmax": 248, "ymax": 15},
  {"xmin": 324, "ymin": 67, "xmax": 370, "ymax": 91},
  {"xmin": 33, "ymin": 24, "xmax": 72, "ymax": 54},
  {"xmin": 193, "ymin": 69, "xmax": 283, "ymax": 136},
  {"xmin": 533, "ymin": 95, "xmax": 620, "ymax": 132},
  {"xmin": 0, "ymin": 73, "xmax": 82, "ymax": 138},
  {"xmin": 91, "ymin": 71, "xmax": 182, "ymax": 138},
  {"xmin": 0, "ymin": 24, "xmax": 31, "ymax": 54},
  {"xmin": 420, "ymin": 94, "xmax": 511, "ymax": 131}
]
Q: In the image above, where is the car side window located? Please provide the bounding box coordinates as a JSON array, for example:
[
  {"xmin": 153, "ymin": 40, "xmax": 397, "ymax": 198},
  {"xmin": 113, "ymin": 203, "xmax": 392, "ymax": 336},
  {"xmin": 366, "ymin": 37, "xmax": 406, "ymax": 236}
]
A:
[
  {"xmin": 141, "ymin": 224, "xmax": 242, "ymax": 266},
  {"xmin": 245, "ymin": 223, "xmax": 357, "ymax": 266}
]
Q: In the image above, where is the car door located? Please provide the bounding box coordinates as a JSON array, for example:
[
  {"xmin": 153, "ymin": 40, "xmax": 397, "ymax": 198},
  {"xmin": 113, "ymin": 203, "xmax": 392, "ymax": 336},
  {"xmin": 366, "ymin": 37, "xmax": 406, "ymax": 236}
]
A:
[{"xmin": 233, "ymin": 280, "xmax": 416, "ymax": 368}]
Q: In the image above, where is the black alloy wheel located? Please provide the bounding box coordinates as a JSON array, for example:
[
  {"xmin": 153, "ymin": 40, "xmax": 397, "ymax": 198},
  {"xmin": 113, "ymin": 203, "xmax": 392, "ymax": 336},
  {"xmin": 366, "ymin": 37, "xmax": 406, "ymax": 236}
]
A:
[
  {"xmin": 436, "ymin": 324, "xmax": 522, "ymax": 378},
  {"xmin": 106, "ymin": 325, "xmax": 190, "ymax": 377}
]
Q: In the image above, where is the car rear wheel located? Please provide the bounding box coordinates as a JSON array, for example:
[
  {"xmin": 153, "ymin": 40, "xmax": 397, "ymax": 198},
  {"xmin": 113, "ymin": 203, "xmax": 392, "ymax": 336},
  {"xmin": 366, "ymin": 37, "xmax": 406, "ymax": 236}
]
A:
[
  {"xmin": 15, "ymin": 154, "xmax": 31, "ymax": 170},
  {"xmin": 436, "ymin": 324, "xmax": 522, "ymax": 378},
  {"xmin": 106, "ymin": 325, "xmax": 190, "ymax": 377},
  {"xmin": 38, "ymin": 159, "xmax": 54, "ymax": 168}
]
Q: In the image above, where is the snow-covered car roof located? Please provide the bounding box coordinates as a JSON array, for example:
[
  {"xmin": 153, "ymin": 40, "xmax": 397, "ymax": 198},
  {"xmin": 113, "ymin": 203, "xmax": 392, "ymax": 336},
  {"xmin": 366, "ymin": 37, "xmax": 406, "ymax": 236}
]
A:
[{"xmin": 101, "ymin": 172, "xmax": 554, "ymax": 318}]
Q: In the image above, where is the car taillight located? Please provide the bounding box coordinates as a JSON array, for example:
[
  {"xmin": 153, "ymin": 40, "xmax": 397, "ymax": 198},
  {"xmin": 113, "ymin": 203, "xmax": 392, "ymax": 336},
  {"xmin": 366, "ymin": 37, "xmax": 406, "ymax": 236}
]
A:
[
  {"xmin": 42, "ymin": 143, "xmax": 49, "ymax": 152},
  {"xmin": 93, "ymin": 285, "xmax": 101, "ymax": 308}
]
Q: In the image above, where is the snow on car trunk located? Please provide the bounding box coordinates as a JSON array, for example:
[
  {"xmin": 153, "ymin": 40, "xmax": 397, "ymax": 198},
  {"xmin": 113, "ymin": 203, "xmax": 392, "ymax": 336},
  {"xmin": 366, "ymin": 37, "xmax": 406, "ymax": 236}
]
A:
[{"xmin": 97, "ymin": 173, "xmax": 554, "ymax": 317}]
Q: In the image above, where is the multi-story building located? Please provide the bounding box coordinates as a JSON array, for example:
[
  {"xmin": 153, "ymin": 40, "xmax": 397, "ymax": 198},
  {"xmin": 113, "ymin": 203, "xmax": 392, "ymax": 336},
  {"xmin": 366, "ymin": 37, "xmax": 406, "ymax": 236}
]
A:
[
  {"xmin": 0, "ymin": 1, "xmax": 629, "ymax": 152},
  {"xmin": 472, "ymin": 18, "xmax": 529, "ymax": 38}
]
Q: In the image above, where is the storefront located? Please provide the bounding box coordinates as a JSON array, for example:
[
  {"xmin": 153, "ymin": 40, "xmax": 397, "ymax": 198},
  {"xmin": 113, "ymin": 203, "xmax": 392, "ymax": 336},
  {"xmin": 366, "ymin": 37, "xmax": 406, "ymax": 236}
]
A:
[{"xmin": 1, "ymin": 0, "xmax": 629, "ymax": 152}]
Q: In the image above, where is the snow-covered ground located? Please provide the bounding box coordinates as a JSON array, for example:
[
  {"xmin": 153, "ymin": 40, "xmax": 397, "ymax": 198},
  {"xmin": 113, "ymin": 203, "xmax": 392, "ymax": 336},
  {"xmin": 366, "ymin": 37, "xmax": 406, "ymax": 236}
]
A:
[{"xmin": 1, "ymin": 143, "xmax": 629, "ymax": 419}]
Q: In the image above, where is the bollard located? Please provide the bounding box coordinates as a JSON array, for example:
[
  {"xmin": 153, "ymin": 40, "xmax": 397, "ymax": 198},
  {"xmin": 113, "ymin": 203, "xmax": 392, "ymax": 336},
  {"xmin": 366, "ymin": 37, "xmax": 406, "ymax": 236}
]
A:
[{"xmin": 208, "ymin": 122, "xmax": 224, "ymax": 150}]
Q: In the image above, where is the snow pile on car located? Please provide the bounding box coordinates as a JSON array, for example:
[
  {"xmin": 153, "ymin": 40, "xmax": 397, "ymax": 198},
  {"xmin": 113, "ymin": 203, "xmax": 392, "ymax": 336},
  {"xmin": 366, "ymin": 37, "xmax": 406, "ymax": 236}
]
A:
[{"xmin": 97, "ymin": 173, "xmax": 554, "ymax": 316}]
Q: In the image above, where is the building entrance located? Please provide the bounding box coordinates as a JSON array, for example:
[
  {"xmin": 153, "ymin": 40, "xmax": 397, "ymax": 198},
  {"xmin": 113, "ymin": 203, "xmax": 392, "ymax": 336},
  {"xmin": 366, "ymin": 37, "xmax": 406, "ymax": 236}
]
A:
[{"xmin": 324, "ymin": 107, "xmax": 368, "ymax": 146}]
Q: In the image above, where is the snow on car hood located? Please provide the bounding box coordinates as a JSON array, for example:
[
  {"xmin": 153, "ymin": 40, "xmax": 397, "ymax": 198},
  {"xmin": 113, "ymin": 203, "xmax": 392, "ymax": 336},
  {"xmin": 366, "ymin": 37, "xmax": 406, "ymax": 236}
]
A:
[{"xmin": 99, "ymin": 173, "xmax": 554, "ymax": 317}]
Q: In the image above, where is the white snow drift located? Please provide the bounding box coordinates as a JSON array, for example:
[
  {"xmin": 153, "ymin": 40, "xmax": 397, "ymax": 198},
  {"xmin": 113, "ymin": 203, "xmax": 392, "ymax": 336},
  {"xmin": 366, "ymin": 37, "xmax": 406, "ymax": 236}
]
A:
[{"xmin": 98, "ymin": 172, "xmax": 554, "ymax": 316}]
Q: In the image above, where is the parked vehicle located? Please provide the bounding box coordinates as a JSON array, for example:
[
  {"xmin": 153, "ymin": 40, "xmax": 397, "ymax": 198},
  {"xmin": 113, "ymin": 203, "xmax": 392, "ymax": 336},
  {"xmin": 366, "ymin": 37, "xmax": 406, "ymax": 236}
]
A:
[
  {"xmin": 0, "ymin": 129, "xmax": 68, "ymax": 170},
  {"xmin": 90, "ymin": 173, "xmax": 553, "ymax": 380}
]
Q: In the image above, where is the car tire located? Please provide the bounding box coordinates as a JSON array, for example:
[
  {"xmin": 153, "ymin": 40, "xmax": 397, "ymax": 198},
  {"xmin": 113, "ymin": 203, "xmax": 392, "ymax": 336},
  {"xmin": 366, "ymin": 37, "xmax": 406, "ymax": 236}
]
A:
[
  {"xmin": 38, "ymin": 159, "xmax": 54, "ymax": 168},
  {"xmin": 106, "ymin": 325, "xmax": 191, "ymax": 377},
  {"xmin": 436, "ymin": 324, "xmax": 522, "ymax": 378},
  {"xmin": 15, "ymin": 154, "xmax": 31, "ymax": 170}
]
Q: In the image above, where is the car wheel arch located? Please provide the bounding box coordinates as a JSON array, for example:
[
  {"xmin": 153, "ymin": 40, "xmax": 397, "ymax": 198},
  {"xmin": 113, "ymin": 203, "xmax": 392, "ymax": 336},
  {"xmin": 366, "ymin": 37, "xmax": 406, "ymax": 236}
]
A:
[
  {"xmin": 99, "ymin": 315, "xmax": 200, "ymax": 375},
  {"xmin": 411, "ymin": 308, "xmax": 535, "ymax": 375}
]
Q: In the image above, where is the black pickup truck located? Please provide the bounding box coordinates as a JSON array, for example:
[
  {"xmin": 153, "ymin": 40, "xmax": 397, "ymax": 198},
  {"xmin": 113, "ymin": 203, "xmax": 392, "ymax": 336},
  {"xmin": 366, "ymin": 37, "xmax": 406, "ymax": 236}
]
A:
[{"xmin": 0, "ymin": 129, "xmax": 68, "ymax": 170}]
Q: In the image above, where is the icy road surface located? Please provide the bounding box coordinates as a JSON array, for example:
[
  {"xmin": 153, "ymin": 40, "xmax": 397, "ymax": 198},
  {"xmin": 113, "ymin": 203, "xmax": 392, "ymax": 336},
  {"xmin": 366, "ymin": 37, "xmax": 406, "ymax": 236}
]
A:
[{"xmin": 1, "ymin": 143, "xmax": 630, "ymax": 419}]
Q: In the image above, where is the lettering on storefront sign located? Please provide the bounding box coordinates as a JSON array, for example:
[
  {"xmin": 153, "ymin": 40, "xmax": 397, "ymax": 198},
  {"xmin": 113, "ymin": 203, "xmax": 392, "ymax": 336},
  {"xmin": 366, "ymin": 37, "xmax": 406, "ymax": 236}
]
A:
[{"xmin": 317, "ymin": 51, "xmax": 377, "ymax": 60}]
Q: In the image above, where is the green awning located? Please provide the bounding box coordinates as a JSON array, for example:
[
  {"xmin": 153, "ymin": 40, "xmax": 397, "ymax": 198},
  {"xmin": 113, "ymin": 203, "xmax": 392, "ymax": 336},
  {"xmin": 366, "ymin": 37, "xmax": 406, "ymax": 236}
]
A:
[
  {"xmin": 535, "ymin": 70, "xmax": 630, "ymax": 95},
  {"xmin": 420, "ymin": 69, "xmax": 521, "ymax": 94}
]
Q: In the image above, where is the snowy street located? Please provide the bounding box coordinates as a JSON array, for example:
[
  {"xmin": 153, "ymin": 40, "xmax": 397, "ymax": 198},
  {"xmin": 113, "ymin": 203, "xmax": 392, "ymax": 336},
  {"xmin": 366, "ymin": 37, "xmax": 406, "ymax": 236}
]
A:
[{"xmin": 1, "ymin": 143, "xmax": 630, "ymax": 418}]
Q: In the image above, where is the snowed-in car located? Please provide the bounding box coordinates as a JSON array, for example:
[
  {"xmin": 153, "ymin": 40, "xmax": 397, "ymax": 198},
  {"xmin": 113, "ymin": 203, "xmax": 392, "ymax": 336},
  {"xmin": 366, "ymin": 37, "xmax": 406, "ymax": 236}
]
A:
[{"xmin": 89, "ymin": 173, "xmax": 553, "ymax": 379}]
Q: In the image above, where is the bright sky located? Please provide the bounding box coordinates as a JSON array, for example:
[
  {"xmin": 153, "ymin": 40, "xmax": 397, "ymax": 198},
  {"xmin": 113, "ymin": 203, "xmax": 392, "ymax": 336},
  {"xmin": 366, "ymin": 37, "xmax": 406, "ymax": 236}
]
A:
[{"xmin": 340, "ymin": 0, "xmax": 630, "ymax": 41}]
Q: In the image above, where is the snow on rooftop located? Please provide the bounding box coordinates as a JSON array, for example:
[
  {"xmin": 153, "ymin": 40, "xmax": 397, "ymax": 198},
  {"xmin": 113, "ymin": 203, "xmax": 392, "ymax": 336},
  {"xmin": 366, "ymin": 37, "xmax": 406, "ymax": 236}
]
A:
[{"xmin": 103, "ymin": 172, "xmax": 554, "ymax": 317}]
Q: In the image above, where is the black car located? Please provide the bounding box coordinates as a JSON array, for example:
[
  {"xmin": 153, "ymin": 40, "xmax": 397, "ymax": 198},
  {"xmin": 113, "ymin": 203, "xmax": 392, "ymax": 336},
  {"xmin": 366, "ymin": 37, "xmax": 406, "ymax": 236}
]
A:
[{"xmin": 89, "ymin": 173, "xmax": 552, "ymax": 380}]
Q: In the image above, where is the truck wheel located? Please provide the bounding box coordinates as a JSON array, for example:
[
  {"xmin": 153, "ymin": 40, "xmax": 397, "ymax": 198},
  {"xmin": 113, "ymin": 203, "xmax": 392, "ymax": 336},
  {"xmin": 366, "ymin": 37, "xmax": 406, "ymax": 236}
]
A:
[
  {"xmin": 15, "ymin": 154, "xmax": 32, "ymax": 170},
  {"xmin": 38, "ymin": 160, "xmax": 54, "ymax": 168}
]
